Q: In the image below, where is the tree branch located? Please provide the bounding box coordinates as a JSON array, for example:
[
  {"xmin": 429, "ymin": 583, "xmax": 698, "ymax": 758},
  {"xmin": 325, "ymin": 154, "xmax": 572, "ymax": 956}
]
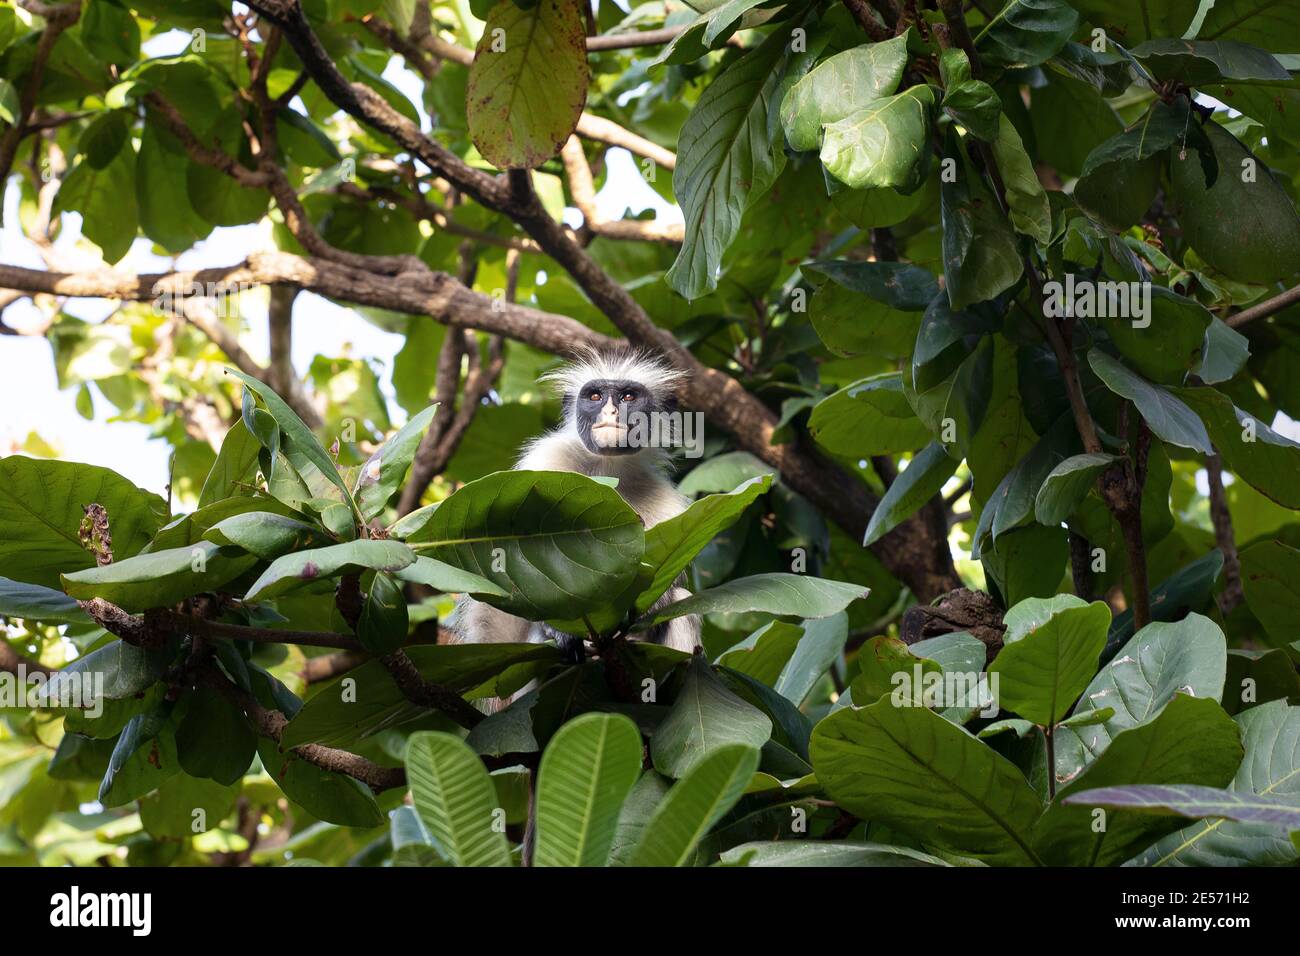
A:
[
  {"xmin": 0, "ymin": 1, "xmax": 80, "ymax": 193},
  {"xmin": 1205, "ymin": 452, "xmax": 1244, "ymax": 614},
  {"xmin": 1225, "ymin": 282, "xmax": 1300, "ymax": 328},
  {"xmin": 560, "ymin": 136, "xmax": 683, "ymax": 243}
]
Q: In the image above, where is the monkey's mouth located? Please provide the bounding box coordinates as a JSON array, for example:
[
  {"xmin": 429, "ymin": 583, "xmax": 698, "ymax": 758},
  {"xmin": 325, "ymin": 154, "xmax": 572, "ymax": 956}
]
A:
[{"xmin": 591, "ymin": 422, "xmax": 628, "ymax": 446}]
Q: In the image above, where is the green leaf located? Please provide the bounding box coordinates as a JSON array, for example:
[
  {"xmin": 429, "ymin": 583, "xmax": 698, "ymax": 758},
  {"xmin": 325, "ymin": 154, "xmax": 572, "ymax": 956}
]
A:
[
  {"xmin": 1171, "ymin": 387, "xmax": 1300, "ymax": 509},
  {"xmin": 804, "ymin": 259, "xmax": 938, "ymax": 359},
  {"xmin": 256, "ymin": 734, "xmax": 384, "ymax": 828},
  {"xmin": 405, "ymin": 470, "xmax": 645, "ymax": 621},
  {"xmin": 1198, "ymin": 0, "xmax": 1300, "ymax": 53},
  {"xmin": 228, "ymin": 369, "xmax": 355, "ymax": 510},
  {"xmin": 864, "ymin": 441, "xmax": 960, "ymax": 546},
  {"xmin": 203, "ymin": 511, "xmax": 329, "ymax": 560},
  {"xmin": 990, "ymin": 114, "xmax": 1050, "ymax": 244},
  {"xmin": 139, "ymin": 773, "xmax": 239, "ymax": 840},
  {"xmin": 1131, "ymin": 38, "xmax": 1290, "ymax": 84},
  {"xmin": 1239, "ymin": 540, "xmax": 1300, "ymax": 649},
  {"xmin": 392, "ymin": 556, "xmax": 508, "ymax": 599},
  {"xmin": 629, "ymin": 743, "xmax": 760, "ymax": 866},
  {"xmin": 1087, "ymin": 350, "xmax": 1212, "ymax": 453},
  {"xmin": 99, "ymin": 711, "xmax": 178, "ymax": 807},
  {"xmin": 809, "ymin": 373, "xmax": 932, "ymax": 457},
  {"xmin": 198, "ymin": 421, "xmax": 260, "ymax": 508},
  {"xmin": 821, "ymin": 85, "xmax": 934, "ymax": 192},
  {"xmin": 651, "ymin": 655, "xmax": 772, "ymax": 778},
  {"xmin": 977, "ymin": 0, "xmax": 1079, "ymax": 68},
  {"xmin": 1053, "ymin": 613, "xmax": 1228, "ymax": 783},
  {"xmin": 1065, "ymin": 783, "xmax": 1300, "ymax": 828},
  {"xmin": 1033, "ymin": 695, "xmax": 1243, "ymax": 865},
  {"xmin": 406, "ymin": 731, "xmax": 512, "ymax": 866},
  {"xmin": 716, "ymin": 620, "xmax": 805, "ymax": 688},
  {"xmin": 276, "ymin": 107, "xmax": 341, "ymax": 167},
  {"xmin": 174, "ymin": 687, "xmax": 256, "ymax": 786},
  {"xmin": 534, "ymin": 713, "xmax": 643, "ymax": 866},
  {"xmin": 1197, "ymin": 319, "xmax": 1250, "ymax": 386},
  {"xmin": 467, "ymin": 0, "xmax": 588, "ymax": 168},
  {"xmin": 79, "ymin": 112, "xmax": 129, "ymax": 169},
  {"xmin": 1132, "ymin": 700, "xmax": 1300, "ymax": 866},
  {"xmin": 720, "ymin": 840, "xmax": 952, "ymax": 866},
  {"xmin": 1033, "ymin": 452, "xmax": 1121, "ymax": 526},
  {"xmin": 637, "ymin": 573, "xmax": 868, "ymax": 629},
  {"xmin": 353, "ymin": 404, "xmax": 438, "ymax": 520},
  {"xmin": 941, "ymin": 147, "xmax": 1023, "ymax": 309},
  {"xmin": 780, "ymin": 36, "xmax": 909, "ymax": 152},
  {"xmin": 811, "ymin": 699, "xmax": 1044, "ymax": 864},
  {"xmin": 82, "ymin": 0, "xmax": 140, "ymax": 65},
  {"xmin": 0, "ymin": 576, "xmax": 91, "ymax": 624},
  {"xmin": 243, "ymin": 540, "xmax": 416, "ymax": 602},
  {"xmin": 1066, "ymin": 0, "xmax": 1197, "ymax": 45},
  {"xmin": 62, "ymin": 542, "xmax": 257, "ymax": 613},
  {"xmin": 356, "ymin": 571, "xmax": 408, "ymax": 654},
  {"xmin": 1170, "ymin": 122, "xmax": 1300, "ymax": 284},
  {"xmin": 942, "ymin": 72, "xmax": 1002, "ymax": 142},
  {"xmin": 1101, "ymin": 286, "xmax": 1211, "ymax": 385},
  {"xmin": 137, "ymin": 120, "xmax": 211, "ymax": 253},
  {"xmin": 973, "ymin": 414, "xmax": 1078, "ymax": 552},
  {"xmin": 667, "ymin": 26, "xmax": 793, "ymax": 298},
  {"xmin": 54, "ymin": 145, "xmax": 139, "ymax": 264},
  {"xmin": 988, "ymin": 596, "xmax": 1111, "ymax": 726},
  {"xmin": 774, "ymin": 612, "xmax": 848, "ymax": 704}
]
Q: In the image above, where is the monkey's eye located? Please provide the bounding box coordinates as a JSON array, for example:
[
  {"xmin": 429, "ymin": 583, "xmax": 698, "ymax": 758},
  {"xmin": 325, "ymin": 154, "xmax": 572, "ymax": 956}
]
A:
[
  {"xmin": 621, "ymin": 390, "xmax": 637, "ymax": 403},
  {"xmin": 587, "ymin": 390, "xmax": 602, "ymax": 402}
]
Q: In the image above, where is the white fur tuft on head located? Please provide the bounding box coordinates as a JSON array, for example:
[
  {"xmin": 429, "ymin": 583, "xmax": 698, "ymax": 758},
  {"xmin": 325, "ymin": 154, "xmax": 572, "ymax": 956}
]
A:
[{"xmin": 540, "ymin": 345, "xmax": 686, "ymax": 405}]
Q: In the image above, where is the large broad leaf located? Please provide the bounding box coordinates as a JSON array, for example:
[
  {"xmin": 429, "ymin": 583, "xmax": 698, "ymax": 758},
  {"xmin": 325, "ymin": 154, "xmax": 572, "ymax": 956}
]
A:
[
  {"xmin": 0, "ymin": 456, "xmax": 167, "ymax": 589},
  {"xmin": 62, "ymin": 542, "xmax": 257, "ymax": 613},
  {"xmin": 780, "ymin": 36, "xmax": 908, "ymax": 152},
  {"xmin": 204, "ymin": 511, "xmax": 330, "ymax": 560},
  {"xmin": 1172, "ymin": 387, "xmax": 1300, "ymax": 510},
  {"xmin": 721, "ymin": 841, "xmax": 952, "ymax": 867},
  {"xmin": 805, "ymin": 259, "xmax": 938, "ymax": 359},
  {"xmin": 243, "ymin": 540, "xmax": 416, "ymax": 602},
  {"xmin": 809, "ymin": 374, "xmax": 932, "ymax": 458},
  {"xmin": 636, "ymin": 573, "xmax": 867, "ymax": 629},
  {"xmin": 990, "ymin": 114, "xmax": 1050, "ymax": 243},
  {"xmin": 256, "ymin": 735, "xmax": 384, "ymax": 829},
  {"xmin": 976, "ymin": 0, "xmax": 1079, "ymax": 68},
  {"xmin": 198, "ymin": 421, "xmax": 261, "ymax": 507},
  {"xmin": 774, "ymin": 612, "xmax": 848, "ymax": 705},
  {"xmin": 1104, "ymin": 550, "xmax": 1223, "ymax": 657},
  {"xmin": 667, "ymin": 27, "xmax": 794, "ymax": 298},
  {"xmin": 1131, "ymin": 701, "xmax": 1300, "ymax": 866},
  {"xmin": 1197, "ymin": 0, "xmax": 1300, "ymax": 53},
  {"xmin": 628, "ymin": 743, "xmax": 760, "ymax": 866},
  {"xmin": 1033, "ymin": 452, "xmax": 1122, "ymax": 526},
  {"xmin": 533, "ymin": 713, "xmax": 643, "ymax": 866},
  {"xmin": 821, "ymin": 85, "xmax": 934, "ymax": 192},
  {"xmin": 1239, "ymin": 540, "xmax": 1300, "ymax": 650},
  {"xmin": 941, "ymin": 149, "xmax": 1023, "ymax": 309},
  {"xmin": 466, "ymin": 0, "xmax": 588, "ymax": 168},
  {"xmin": 650, "ymin": 655, "xmax": 772, "ymax": 778},
  {"xmin": 1066, "ymin": 0, "xmax": 1197, "ymax": 45},
  {"xmin": 973, "ymin": 414, "xmax": 1078, "ymax": 553},
  {"xmin": 989, "ymin": 595, "xmax": 1111, "ymax": 726},
  {"xmin": 811, "ymin": 700, "xmax": 1045, "ymax": 864},
  {"xmin": 1065, "ymin": 784, "xmax": 1300, "ymax": 829},
  {"xmin": 228, "ymin": 370, "xmax": 356, "ymax": 512},
  {"xmin": 1087, "ymin": 350, "xmax": 1212, "ymax": 454},
  {"xmin": 863, "ymin": 441, "xmax": 959, "ymax": 546},
  {"xmin": 392, "ymin": 556, "xmax": 508, "ymax": 599},
  {"xmin": 1103, "ymin": 286, "xmax": 1211, "ymax": 385},
  {"xmin": 1169, "ymin": 122, "xmax": 1300, "ymax": 284},
  {"xmin": 939, "ymin": 49, "xmax": 1001, "ymax": 141},
  {"xmin": 174, "ymin": 687, "xmax": 256, "ymax": 786},
  {"xmin": 1053, "ymin": 614, "xmax": 1228, "ymax": 785},
  {"xmin": 0, "ymin": 577, "xmax": 91, "ymax": 625},
  {"xmin": 1131, "ymin": 39, "xmax": 1290, "ymax": 85},
  {"xmin": 353, "ymin": 404, "xmax": 438, "ymax": 521},
  {"xmin": 405, "ymin": 471, "xmax": 644, "ymax": 621},
  {"xmin": 1033, "ymin": 695, "xmax": 1243, "ymax": 866},
  {"xmin": 356, "ymin": 571, "xmax": 409, "ymax": 654},
  {"xmin": 716, "ymin": 620, "xmax": 805, "ymax": 688},
  {"xmin": 406, "ymin": 731, "xmax": 512, "ymax": 867}
]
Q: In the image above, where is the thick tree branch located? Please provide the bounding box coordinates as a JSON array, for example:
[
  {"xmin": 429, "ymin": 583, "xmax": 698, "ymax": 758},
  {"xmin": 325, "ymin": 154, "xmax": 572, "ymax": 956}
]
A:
[{"xmin": 379, "ymin": 648, "xmax": 484, "ymax": 729}]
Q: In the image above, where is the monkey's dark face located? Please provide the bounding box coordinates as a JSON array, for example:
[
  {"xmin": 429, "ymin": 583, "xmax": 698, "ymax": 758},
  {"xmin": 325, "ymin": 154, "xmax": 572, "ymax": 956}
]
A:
[{"xmin": 574, "ymin": 379, "xmax": 660, "ymax": 456}]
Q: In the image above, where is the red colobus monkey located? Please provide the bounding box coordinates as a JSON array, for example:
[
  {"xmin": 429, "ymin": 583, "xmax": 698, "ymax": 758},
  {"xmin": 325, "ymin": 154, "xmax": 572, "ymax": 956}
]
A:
[{"xmin": 451, "ymin": 347, "xmax": 702, "ymax": 660}]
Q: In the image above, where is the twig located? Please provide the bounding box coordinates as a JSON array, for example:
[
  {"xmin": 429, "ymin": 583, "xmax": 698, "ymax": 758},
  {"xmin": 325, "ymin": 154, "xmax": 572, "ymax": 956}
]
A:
[
  {"xmin": 1225, "ymin": 282, "xmax": 1300, "ymax": 328},
  {"xmin": 1205, "ymin": 452, "xmax": 1244, "ymax": 614}
]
